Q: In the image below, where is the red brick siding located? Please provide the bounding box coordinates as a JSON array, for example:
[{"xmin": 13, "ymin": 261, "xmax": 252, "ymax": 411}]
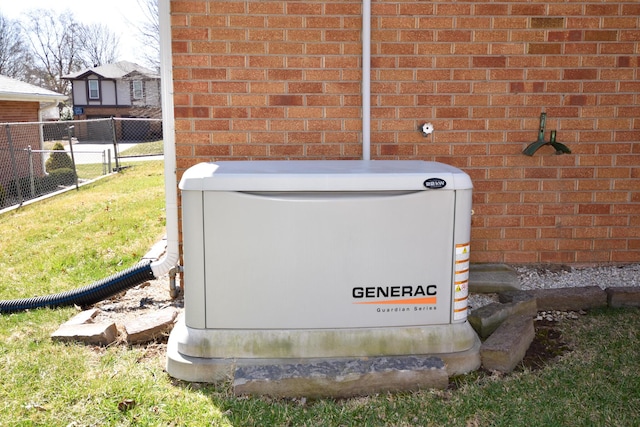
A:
[
  {"xmin": 171, "ymin": 0, "xmax": 640, "ymax": 265},
  {"xmin": 0, "ymin": 100, "xmax": 42, "ymax": 188},
  {"xmin": 0, "ymin": 100, "xmax": 39, "ymax": 123}
]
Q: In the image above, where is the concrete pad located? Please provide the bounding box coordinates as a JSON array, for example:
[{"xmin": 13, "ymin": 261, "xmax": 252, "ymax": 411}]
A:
[
  {"xmin": 51, "ymin": 322, "xmax": 118, "ymax": 346},
  {"xmin": 480, "ymin": 315, "xmax": 534, "ymax": 373},
  {"xmin": 606, "ymin": 287, "xmax": 640, "ymax": 308},
  {"xmin": 166, "ymin": 334, "xmax": 235, "ymax": 383},
  {"xmin": 166, "ymin": 317, "xmax": 482, "ymax": 397},
  {"xmin": 124, "ymin": 308, "xmax": 178, "ymax": 344},
  {"xmin": 501, "ymin": 286, "xmax": 607, "ymax": 312},
  {"xmin": 469, "ymin": 264, "xmax": 520, "ymax": 293},
  {"xmin": 170, "ymin": 317, "xmax": 478, "ymax": 359},
  {"xmin": 233, "ymin": 356, "xmax": 448, "ymax": 398},
  {"xmin": 438, "ymin": 332, "xmax": 482, "ymax": 376},
  {"xmin": 468, "ymin": 294, "xmax": 537, "ymax": 339}
]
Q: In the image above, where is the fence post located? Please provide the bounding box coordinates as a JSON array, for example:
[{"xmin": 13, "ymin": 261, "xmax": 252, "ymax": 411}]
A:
[
  {"xmin": 110, "ymin": 117, "xmax": 120, "ymax": 171},
  {"xmin": 66, "ymin": 124, "xmax": 79, "ymax": 190},
  {"xmin": 27, "ymin": 145, "xmax": 35, "ymax": 197},
  {"xmin": 5, "ymin": 124, "xmax": 23, "ymax": 206}
]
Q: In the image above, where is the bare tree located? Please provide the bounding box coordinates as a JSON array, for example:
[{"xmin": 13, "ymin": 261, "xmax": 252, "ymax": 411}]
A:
[
  {"xmin": 22, "ymin": 9, "xmax": 83, "ymax": 96},
  {"xmin": 0, "ymin": 13, "xmax": 33, "ymax": 80},
  {"xmin": 77, "ymin": 22, "xmax": 120, "ymax": 68},
  {"xmin": 135, "ymin": 0, "xmax": 160, "ymax": 70}
]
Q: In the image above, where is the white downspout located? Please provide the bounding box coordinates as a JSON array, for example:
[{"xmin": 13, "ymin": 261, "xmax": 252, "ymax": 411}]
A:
[
  {"xmin": 362, "ymin": 0, "xmax": 371, "ymax": 161},
  {"xmin": 151, "ymin": 0, "xmax": 180, "ymax": 277}
]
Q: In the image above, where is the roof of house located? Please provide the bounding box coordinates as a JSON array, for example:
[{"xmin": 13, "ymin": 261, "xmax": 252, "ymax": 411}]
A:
[
  {"xmin": 0, "ymin": 74, "xmax": 67, "ymax": 103},
  {"xmin": 62, "ymin": 61, "xmax": 160, "ymax": 80}
]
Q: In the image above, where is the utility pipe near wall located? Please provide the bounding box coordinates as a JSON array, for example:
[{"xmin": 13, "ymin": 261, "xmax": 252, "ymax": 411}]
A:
[
  {"xmin": 362, "ymin": 0, "xmax": 371, "ymax": 161},
  {"xmin": 0, "ymin": 0, "xmax": 179, "ymax": 313},
  {"xmin": 151, "ymin": 0, "xmax": 180, "ymax": 279}
]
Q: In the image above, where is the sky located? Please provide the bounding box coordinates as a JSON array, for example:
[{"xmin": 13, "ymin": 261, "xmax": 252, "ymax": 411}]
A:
[{"xmin": 0, "ymin": 0, "xmax": 151, "ymax": 65}]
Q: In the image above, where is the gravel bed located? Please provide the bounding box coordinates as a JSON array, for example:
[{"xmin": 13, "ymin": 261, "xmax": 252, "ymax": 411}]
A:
[
  {"xmin": 515, "ymin": 263, "xmax": 640, "ymax": 290},
  {"xmin": 468, "ymin": 263, "xmax": 640, "ymax": 311}
]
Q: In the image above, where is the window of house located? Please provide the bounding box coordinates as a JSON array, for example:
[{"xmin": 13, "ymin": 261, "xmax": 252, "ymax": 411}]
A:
[
  {"xmin": 133, "ymin": 80, "xmax": 143, "ymax": 99},
  {"xmin": 88, "ymin": 80, "xmax": 100, "ymax": 99}
]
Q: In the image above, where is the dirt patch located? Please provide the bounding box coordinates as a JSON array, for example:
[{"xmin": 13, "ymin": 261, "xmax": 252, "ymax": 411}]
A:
[
  {"xmin": 521, "ymin": 319, "xmax": 571, "ymax": 371},
  {"xmin": 449, "ymin": 317, "xmax": 573, "ymax": 390},
  {"xmin": 87, "ymin": 273, "xmax": 183, "ymax": 344}
]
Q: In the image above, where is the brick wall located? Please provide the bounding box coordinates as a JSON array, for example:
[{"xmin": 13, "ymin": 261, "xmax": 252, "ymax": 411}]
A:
[{"xmin": 171, "ymin": 0, "xmax": 640, "ymax": 265}]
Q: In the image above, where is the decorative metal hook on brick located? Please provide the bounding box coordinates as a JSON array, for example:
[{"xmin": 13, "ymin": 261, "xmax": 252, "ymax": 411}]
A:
[{"xmin": 523, "ymin": 112, "xmax": 571, "ymax": 156}]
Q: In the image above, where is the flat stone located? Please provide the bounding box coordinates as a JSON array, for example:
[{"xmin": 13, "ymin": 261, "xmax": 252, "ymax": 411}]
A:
[
  {"xmin": 142, "ymin": 236, "xmax": 167, "ymax": 261},
  {"xmin": 468, "ymin": 294, "xmax": 537, "ymax": 339},
  {"xmin": 124, "ymin": 308, "xmax": 178, "ymax": 344},
  {"xmin": 233, "ymin": 356, "xmax": 448, "ymax": 398},
  {"xmin": 469, "ymin": 264, "xmax": 520, "ymax": 293},
  {"xmin": 501, "ymin": 286, "xmax": 607, "ymax": 312},
  {"xmin": 606, "ymin": 287, "xmax": 640, "ymax": 308},
  {"xmin": 63, "ymin": 308, "xmax": 99, "ymax": 326},
  {"xmin": 51, "ymin": 322, "xmax": 118, "ymax": 346},
  {"xmin": 480, "ymin": 315, "xmax": 534, "ymax": 373}
]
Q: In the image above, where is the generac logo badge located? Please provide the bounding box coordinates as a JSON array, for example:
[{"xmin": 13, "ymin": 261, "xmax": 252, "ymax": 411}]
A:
[
  {"xmin": 352, "ymin": 285, "xmax": 437, "ymax": 305},
  {"xmin": 424, "ymin": 178, "xmax": 446, "ymax": 189}
]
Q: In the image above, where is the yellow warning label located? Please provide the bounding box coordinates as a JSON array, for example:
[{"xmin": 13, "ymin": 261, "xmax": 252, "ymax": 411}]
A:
[{"xmin": 455, "ymin": 243, "xmax": 470, "ymax": 262}]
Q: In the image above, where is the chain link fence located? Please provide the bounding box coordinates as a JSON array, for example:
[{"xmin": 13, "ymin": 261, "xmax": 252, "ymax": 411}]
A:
[{"xmin": 0, "ymin": 118, "xmax": 163, "ymax": 210}]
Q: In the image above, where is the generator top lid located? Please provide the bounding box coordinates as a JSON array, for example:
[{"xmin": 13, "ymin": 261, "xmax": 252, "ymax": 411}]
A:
[{"xmin": 179, "ymin": 160, "xmax": 472, "ymax": 192}]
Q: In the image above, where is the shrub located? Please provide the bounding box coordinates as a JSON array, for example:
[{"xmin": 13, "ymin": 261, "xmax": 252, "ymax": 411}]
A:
[
  {"xmin": 45, "ymin": 142, "xmax": 74, "ymax": 172},
  {"xmin": 49, "ymin": 168, "xmax": 77, "ymax": 186},
  {"xmin": 35, "ymin": 174, "xmax": 57, "ymax": 194}
]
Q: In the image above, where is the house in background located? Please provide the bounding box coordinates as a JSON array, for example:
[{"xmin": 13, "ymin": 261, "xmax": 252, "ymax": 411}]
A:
[{"xmin": 63, "ymin": 61, "xmax": 162, "ymax": 140}]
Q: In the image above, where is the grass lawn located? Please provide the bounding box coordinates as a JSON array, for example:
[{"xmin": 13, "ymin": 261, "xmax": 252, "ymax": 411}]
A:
[
  {"xmin": 118, "ymin": 140, "xmax": 164, "ymax": 157},
  {"xmin": 0, "ymin": 160, "xmax": 639, "ymax": 425}
]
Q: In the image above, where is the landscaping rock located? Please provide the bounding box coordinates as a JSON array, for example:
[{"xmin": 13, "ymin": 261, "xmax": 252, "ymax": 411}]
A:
[
  {"xmin": 63, "ymin": 308, "xmax": 99, "ymax": 326},
  {"xmin": 500, "ymin": 286, "xmax": 607, "ymax": 312},
  {"xmin": 468, "ymin": 294, "xmax": 537, "ymax": 339},
  {"xmin": 606, "ymin": 287, "xmax": 640, "ymax": 308},
  {"xmin": 123, "ymin": 307, "xmax": 178, "ymax": 344},
  {"xmin": 480, "ymin": 315, "xmax": 535, "ymax": 373},
  {"xmin": 233, "ymin": 356, "xmax": 448, "ymax": 398},
  {"xmin": 469, "ymin": 264, "xmax": 520, "ymax": 293},
  {"xmin": 51, "ymin": 322, "xmax": 118, "ymax": 346}
]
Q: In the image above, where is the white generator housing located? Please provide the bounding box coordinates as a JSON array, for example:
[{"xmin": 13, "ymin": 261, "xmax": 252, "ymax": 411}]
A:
[{"xmin": 167, "ymin": 160, "xmax": 479, "ymax": 382}]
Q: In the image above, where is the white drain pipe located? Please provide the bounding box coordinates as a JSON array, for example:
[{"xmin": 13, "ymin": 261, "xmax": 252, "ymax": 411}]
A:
[
  {"xmin": 362, "ymin": 0, "xmax": 371, "ymax": 161},
  {"xmin": 151, "ymin": 0, "xmax": 180, "ymax": 278}
]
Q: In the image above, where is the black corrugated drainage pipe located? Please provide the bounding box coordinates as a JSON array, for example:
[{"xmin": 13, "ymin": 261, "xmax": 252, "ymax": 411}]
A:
[{"xmin": 0, "ymin": 261, "xmax": 156, "ymax": 314}]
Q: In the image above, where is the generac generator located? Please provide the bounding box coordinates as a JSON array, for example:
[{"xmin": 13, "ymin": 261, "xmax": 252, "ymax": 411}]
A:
[{"xmin": 167, "ymin": 160, "xmax": 479, "ymax": 382}]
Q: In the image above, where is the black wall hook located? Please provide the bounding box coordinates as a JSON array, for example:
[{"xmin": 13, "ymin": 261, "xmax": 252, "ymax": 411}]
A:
[{"xmin": 523, "ymin": 113, "xmax": 571, "ymax": 156}]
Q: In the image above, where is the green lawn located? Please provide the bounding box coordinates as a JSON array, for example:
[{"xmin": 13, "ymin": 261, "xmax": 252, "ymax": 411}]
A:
[
  {"xmin": 118, "ymin": 140, "xmax": 164, "ymax": 157},
  {"xmin": 0, "ymin": 161, "xmax": 638, "ymax": 425}
]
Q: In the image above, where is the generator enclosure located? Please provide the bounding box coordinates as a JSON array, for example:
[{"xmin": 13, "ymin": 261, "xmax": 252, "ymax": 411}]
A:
[{"xmin": 179, "ymin": 160, "xmax": 472, "ymax": 333}]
